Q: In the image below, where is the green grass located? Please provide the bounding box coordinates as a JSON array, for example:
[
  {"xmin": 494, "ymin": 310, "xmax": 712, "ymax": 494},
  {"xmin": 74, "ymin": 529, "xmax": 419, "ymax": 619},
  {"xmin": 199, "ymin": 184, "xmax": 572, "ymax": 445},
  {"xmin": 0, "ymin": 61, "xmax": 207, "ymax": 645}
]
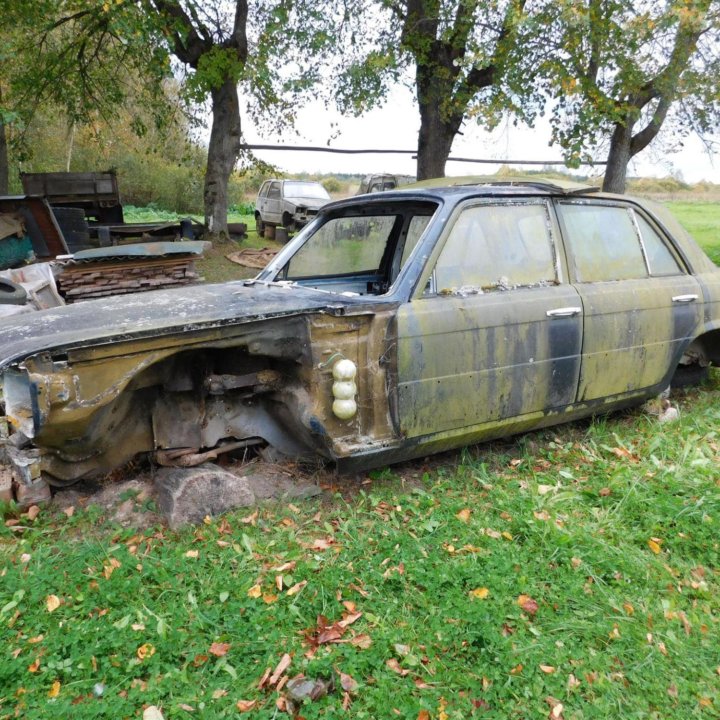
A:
[
  {"xmin": 666, "ymin": 201, "xmax": 720, "ymax": 264},
  {"xmin": 2, "ymin": 375, "xmax": 719, "ymax": 719}
]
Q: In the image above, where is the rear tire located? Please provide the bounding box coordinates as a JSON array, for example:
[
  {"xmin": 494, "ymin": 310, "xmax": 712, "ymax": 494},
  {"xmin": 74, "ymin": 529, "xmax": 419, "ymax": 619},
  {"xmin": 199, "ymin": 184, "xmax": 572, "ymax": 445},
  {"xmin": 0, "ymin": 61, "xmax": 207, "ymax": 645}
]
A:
[
  {"xmin": 255, "ymin": 215, "xmax": 265, "ymax": 238},
  {"xmin": 0, "ymin": 278, "xmax": 27, "ymax": 305},
  {"xmin": 671, "ymin": 363, "xmax": 709, "ymax": 388}
]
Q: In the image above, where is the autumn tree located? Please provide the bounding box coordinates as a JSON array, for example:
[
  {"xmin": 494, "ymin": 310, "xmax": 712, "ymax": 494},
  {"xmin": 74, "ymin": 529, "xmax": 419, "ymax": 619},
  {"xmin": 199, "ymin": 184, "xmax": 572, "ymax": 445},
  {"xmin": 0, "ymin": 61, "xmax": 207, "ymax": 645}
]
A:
[
  {"xmin": 535, "ymin": 0, "xmax": 720, "ymax": 193},
  {"xmin": 337, "ymin": 0, "xmax": 530, "ymax": 180},
  {"xmin": 7, "ymin": 1, "xmax": 333, "ymax": 235}
]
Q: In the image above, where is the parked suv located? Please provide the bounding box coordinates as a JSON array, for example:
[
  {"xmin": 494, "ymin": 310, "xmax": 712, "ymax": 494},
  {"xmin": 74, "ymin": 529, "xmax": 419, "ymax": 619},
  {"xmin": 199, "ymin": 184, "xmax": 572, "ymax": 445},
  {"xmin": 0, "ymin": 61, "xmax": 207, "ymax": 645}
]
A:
[{"xmin": 255, "ymin": 179, "xmax": 330, "ymax": 236}]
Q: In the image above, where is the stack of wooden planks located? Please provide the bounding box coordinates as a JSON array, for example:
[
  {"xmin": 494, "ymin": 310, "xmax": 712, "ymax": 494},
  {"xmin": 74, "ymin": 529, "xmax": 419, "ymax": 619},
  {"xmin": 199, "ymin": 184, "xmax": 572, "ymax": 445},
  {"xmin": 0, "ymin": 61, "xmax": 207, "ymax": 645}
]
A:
[{"xmin": 55, "ymin": 256, "xmax": 202, "ymax": 302}]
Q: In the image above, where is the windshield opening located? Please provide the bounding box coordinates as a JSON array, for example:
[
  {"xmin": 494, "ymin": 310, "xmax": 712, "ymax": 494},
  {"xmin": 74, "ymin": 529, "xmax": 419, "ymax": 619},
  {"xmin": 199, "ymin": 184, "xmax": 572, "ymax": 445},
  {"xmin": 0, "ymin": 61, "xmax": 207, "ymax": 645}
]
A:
[
  {"xmin": 274, "ymin": 201, "xmax": 437, "ymax": 296},
  {"xmin": 284, "ymin": 181, "xmax": 331, "ymax": 200}
]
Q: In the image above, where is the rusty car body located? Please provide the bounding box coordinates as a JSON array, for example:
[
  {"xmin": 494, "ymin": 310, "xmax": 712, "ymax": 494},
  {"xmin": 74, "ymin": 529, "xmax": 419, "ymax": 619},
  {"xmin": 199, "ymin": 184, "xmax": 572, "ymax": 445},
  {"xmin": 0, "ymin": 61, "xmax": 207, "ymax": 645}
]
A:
[{"xmin": 2, "ymin": 179, "xmax": 720, "ymax": 494}]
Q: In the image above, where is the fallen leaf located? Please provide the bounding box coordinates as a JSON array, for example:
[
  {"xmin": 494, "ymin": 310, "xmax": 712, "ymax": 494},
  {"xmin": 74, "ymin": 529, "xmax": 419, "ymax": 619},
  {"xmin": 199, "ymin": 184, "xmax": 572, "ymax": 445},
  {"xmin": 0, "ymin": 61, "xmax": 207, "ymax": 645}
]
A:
[
  {"xmin": 247, "ymin": 584, "xmax": 262, "ymax": 598},
  {"xmin": 310, "ymin": 537, "xmax": 335, "ymax": 551},
  {"xmin": 456, "ymin": 508, "xmax": 471, "ymax": 523},
  {"xmin": 63, "ymin": 506, "xmax": 75, "ymax": 518},
  {"xmin": 668, "ymin": 685, "xmax": 678, "ymax": 699},
  {"xmin": 339, "ymin": 671, "xmax": 359, "ymax": 693},
  {"xmin": 26, "ymin": 505, "xmax": 41, "ymax": 521},
  {"xmin": 27, "ymin": 635, "xmax": 43, "ymax": 644},
  {"xmin": 485, "ymin": 528, "xmax": 502, "ymax": 539},
  {"xmin": 209, "ymin": 642, "xmax": 231, "ymax": 657},
  {"xmin": 567, "ymin": 673, "xmax": 580, "ymax": 690},
  {"xmin": 502, "ymin": 531, "xmax": 513, "ymax": 541},
  {"xmin": 192, "ymin": 654, "xmax": 209, "ymax": 667},
  {"xmin": 263, "ymin": 594, "xmax": 278, "ymax": 604},
  {"xmin": 623, "ymin": 602, "xmax": 634, "ymax": 616},
  {"xmin": 611, "ymin": 448, "xmax": 640, "ymax": 462},
  {"xmin": 537, "ymin": 484, "xmax": 555, "ymax": 495},
  {"xmin": 269, "ymin": 653, "xmax": 292, "ymax": 686},
  {"xmin": 240, "ymin": 510, "xmax": 258, "ymax": 524},
  {"xmin": 46, "ymin": 595, "xmax": 61, "ymax": 613},
  {"xmin": 185, "ymin": 550, "xmax": 199, "ymax": 559},
  {"xmin": 143, "ymin": 707, "xmax": 165, "ymax": 720},
  {"xmin": 48, "ymin": 680, "xmax": 61, "ymax": 698},
  {"xmin": 28, "ymin": 658, "xmax": 40, "ymax": 673},
  {"xmin": 212, "ymin": 689, "xmax": 228, "ymax": 699},
  {"xmin": 470, "ymin": 587, "xmax": 490, "ymax": 600},
  {"xmin": 509, "ymin": 664, "xmax": 523, "ymax": 675},
  {"xmin": 571, "ymin": 557, "xmax": 582, "ymax": 569},
  {"xmin": 350, "ymin": 633, "xmax": 372, "ymax": 649},
  {"xmin": 417, "ymin": 711, "xmax": 430, "ymax": 720},
  {"xmin": 273, "ymin": 561, "xmax": 296, "ymax": 573},
  {"xmin": 137, "ymin": 643, "xmax": 156, "ymax": 661},
  {"xmin": 178, "ymin": 703, "xmax": 194, "ymax": 712},
  {"xmin": 539, "ymin": 664, "xmax": 556, "ymax": 674},
  {"xmin": 599, "ymin": 487, "xmax": 611, "ymax": 497},
  {"xmin": 517, "ymin": 595, "xmax": 539, "ymax": 615},
  {"xmin": 386, "ymin": 659, "xmax": 409, "ymax": 676},
  {"xmin": 534, "ymin": 510, "xmax": 550, "ymax": 521},
  {"xmin": 286, "ymin": 580, "xmax": 307, "ymax": 596},
  {"xmin": 103, "ymin": 558, "xmax": 121, "ymax": 580},
  {"xmin": 648, "ymin": 539, "xmax": 662, "ymax": 554},
  {"xmin": 236, "ymin": 700, "xmax": 257, "ymax": 712},
  {"xmin": 343, "ymin": 600, "xmax": 356, "ymax": 613}
]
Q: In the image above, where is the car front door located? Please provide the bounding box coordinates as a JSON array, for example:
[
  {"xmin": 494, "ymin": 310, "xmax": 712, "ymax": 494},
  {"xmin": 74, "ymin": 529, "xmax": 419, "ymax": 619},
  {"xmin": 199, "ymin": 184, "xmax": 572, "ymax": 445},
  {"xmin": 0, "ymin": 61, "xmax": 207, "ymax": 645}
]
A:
[
  {"xmin": 396, "ymin": 199, "xmax": 583, "ymax": 440},
  {"xmin": 557, "ymin": 200, "xmax": 702, "ymax": 401},
  {"xmin": 265, "ymin": 182, "xmax": 282, "ymax": 224}
]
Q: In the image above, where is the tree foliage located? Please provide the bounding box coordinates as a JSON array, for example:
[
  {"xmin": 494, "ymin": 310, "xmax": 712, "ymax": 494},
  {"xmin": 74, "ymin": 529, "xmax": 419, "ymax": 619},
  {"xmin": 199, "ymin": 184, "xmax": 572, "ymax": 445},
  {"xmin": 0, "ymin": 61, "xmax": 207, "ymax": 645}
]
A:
[
  {"xmin": 2, "ymin": 0, "xmax": 336, "ymax": 235},
  {"xmin": 530, "ymin": 0, "xmax": 720, "ymax": 192},
  {"xmin": 337, "ymin": 0, "xmax": 530, "ymax": 180}
]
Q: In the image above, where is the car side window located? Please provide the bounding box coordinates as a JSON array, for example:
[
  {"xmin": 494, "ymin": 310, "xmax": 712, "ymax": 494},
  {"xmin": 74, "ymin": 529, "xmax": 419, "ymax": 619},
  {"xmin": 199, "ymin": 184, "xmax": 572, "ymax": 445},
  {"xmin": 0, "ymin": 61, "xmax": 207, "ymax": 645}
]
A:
[
  {"xmin": 268, "ymin": 182, "xmax": 281, "ymax": 199},
  {"xmin": 635, "ymin": 213, "xmax": 683, "ymax": 276},
  {"xmin": 559, "ymin": 203, "xmax": 648, "ymax": 282},
  {"xmin": 431, "ymin": 202, "xmax": 557, "ymax": 294}
]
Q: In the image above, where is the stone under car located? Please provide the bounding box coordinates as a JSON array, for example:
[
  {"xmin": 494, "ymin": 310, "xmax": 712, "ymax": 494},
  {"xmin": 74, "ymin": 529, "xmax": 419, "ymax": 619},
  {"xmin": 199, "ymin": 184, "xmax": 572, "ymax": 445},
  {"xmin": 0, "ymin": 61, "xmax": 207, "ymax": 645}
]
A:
[{"xmin": 2, "ymin": 178, "xmax": 720, "ymax": 502}]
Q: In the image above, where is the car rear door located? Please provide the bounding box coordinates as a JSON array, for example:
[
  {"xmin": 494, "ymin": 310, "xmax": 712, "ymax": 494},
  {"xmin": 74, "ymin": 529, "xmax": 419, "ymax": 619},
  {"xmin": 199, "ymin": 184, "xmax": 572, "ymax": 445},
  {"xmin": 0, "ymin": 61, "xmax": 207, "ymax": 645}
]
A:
[
  {"xmin": 396, "ymin": 199, "xmax": 583, "ymax": 439},
  {"xmin": 556, "ymin": 200, "xmax": 702, "ymax": 401}
]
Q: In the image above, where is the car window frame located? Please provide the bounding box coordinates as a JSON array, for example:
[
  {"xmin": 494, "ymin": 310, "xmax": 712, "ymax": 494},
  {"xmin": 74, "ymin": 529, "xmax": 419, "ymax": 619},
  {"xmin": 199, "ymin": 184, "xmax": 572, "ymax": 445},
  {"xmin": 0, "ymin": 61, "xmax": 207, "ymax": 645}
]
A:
[
  {"xmin": 556, "ymin": 199, "xmax": 689, "ymax": 283},
  {"xmin": 416, "ymin": 197, "xmax": 565, "ymax": 299}
]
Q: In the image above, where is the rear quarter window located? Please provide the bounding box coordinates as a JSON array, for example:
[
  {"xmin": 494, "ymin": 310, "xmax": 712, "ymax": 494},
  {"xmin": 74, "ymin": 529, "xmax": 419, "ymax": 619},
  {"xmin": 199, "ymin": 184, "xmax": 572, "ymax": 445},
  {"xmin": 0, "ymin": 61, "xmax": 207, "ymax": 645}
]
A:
[{"xmin": 559, "ymin": 203, "xmax": 647, "ymax": 282}]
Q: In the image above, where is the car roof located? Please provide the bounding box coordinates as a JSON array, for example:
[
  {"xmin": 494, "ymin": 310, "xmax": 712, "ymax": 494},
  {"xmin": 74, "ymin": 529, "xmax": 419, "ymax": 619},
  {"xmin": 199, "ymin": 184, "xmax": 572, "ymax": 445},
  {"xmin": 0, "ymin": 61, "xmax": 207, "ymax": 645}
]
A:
[{"xmin": 403, "ymin": 175, "xmax": 600, "ymax": 195}]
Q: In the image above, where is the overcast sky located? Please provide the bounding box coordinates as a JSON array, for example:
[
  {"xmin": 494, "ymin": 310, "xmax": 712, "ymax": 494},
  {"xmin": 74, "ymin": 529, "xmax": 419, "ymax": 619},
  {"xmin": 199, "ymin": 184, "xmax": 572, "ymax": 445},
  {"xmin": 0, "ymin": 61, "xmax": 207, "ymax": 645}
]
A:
[{"xmin": 243, "ymin": 85, "xmax": 719, "ymax": 183}]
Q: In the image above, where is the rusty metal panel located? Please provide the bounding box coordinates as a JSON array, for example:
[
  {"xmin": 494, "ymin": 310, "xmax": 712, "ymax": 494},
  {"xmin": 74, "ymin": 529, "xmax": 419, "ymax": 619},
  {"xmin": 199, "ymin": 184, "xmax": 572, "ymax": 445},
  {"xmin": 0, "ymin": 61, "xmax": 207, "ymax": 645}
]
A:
[
  {"xmin": 396, "ymin": 285, "xmax": 583, "ymax": 438},
  {"xmin": 574, "ymin": 276, "xmax": 702, "ymax": 401}
]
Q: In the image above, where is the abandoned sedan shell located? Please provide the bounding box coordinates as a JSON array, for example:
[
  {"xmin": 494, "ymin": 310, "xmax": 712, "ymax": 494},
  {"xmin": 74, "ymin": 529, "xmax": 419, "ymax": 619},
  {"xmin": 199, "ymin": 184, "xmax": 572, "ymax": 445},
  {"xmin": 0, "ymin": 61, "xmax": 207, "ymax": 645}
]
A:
[{"xmin": 2, "ymin": 178, "xmax": 720, "ymax": 500}]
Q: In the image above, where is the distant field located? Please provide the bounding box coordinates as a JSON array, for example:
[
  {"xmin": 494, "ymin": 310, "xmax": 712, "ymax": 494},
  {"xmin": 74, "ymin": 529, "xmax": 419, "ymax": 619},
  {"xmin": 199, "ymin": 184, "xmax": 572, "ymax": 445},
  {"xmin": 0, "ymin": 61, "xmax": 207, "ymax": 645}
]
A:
[{"xmin": 665, "ymin": 201, "xmax": 719, "ymax": 262}]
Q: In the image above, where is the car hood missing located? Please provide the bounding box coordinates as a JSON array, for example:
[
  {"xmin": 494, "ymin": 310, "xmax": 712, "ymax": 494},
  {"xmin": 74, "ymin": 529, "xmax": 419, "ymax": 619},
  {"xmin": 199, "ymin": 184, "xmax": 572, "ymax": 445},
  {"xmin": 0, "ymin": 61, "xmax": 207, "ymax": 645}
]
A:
[{"xmin": 0, "ymin": 282, "xmax": 350, "ymax": 371}]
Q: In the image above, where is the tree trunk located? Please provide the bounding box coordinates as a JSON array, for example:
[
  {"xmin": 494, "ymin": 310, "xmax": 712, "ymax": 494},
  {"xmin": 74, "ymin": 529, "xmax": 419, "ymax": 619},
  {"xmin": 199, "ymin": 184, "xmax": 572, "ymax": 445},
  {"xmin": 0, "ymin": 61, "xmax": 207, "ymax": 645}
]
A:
[
  {"xmin": 416, "ymin": 100, "xmax": 460, "ymax": 180},
  {"xmin": 0, "ymin": 85, "xmax": 8, "ymax": 195},
  {"xmin": 204, "ymin": 77, "xmax": 242, "ymax": 237},
  {"xmin": 602, "ymin": 119, "xmax": 633, "ymax": 194},
  {"xmin": 0, "ymin": 118, "xmax": 8, "ymax": 196},
  {"xmin": 415, "ymin": 60, "xmax": 462, "ymax": 181}
]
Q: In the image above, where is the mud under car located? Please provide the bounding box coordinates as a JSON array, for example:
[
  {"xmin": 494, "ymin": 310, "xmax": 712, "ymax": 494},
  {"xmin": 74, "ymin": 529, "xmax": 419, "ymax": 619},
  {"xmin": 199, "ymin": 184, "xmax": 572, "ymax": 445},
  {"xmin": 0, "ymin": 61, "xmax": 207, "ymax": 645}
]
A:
[{"xmin": 2, "ymin": 179, "xmax": 720, "ymax": 494}]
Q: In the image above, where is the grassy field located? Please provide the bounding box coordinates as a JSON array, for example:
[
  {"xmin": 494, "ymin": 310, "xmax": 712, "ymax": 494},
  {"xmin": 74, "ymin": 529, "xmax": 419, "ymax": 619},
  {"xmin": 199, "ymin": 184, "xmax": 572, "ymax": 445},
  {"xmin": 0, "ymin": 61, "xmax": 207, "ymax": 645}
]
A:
[
  {"xmin": 1, "ymin": 376, "xmax": 719, "ymax": 718},
  {"xmin": 666, "ymin": 202, "xmax": 720, "ymax": 264}
]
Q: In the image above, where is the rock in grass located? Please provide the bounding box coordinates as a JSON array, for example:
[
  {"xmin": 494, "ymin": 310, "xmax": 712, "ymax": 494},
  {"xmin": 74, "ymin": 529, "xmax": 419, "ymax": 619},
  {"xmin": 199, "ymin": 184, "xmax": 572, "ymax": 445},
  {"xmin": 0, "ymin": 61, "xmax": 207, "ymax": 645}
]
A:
[{"xmin": 155, "ymin": 463, "xmax": 255, "ymax": 529}]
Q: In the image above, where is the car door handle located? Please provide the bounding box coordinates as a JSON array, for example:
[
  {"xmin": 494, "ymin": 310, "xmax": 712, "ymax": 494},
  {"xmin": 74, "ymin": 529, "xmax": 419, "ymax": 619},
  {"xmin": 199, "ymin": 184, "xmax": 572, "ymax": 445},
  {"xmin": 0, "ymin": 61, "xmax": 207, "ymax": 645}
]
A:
[
  {"xmin": 546, "ymin": 306, "xmax": 582, "ymax": 318},
  {"xmin": 672, "ymin": 294, "xmax": 698, "ymax": 303}
]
